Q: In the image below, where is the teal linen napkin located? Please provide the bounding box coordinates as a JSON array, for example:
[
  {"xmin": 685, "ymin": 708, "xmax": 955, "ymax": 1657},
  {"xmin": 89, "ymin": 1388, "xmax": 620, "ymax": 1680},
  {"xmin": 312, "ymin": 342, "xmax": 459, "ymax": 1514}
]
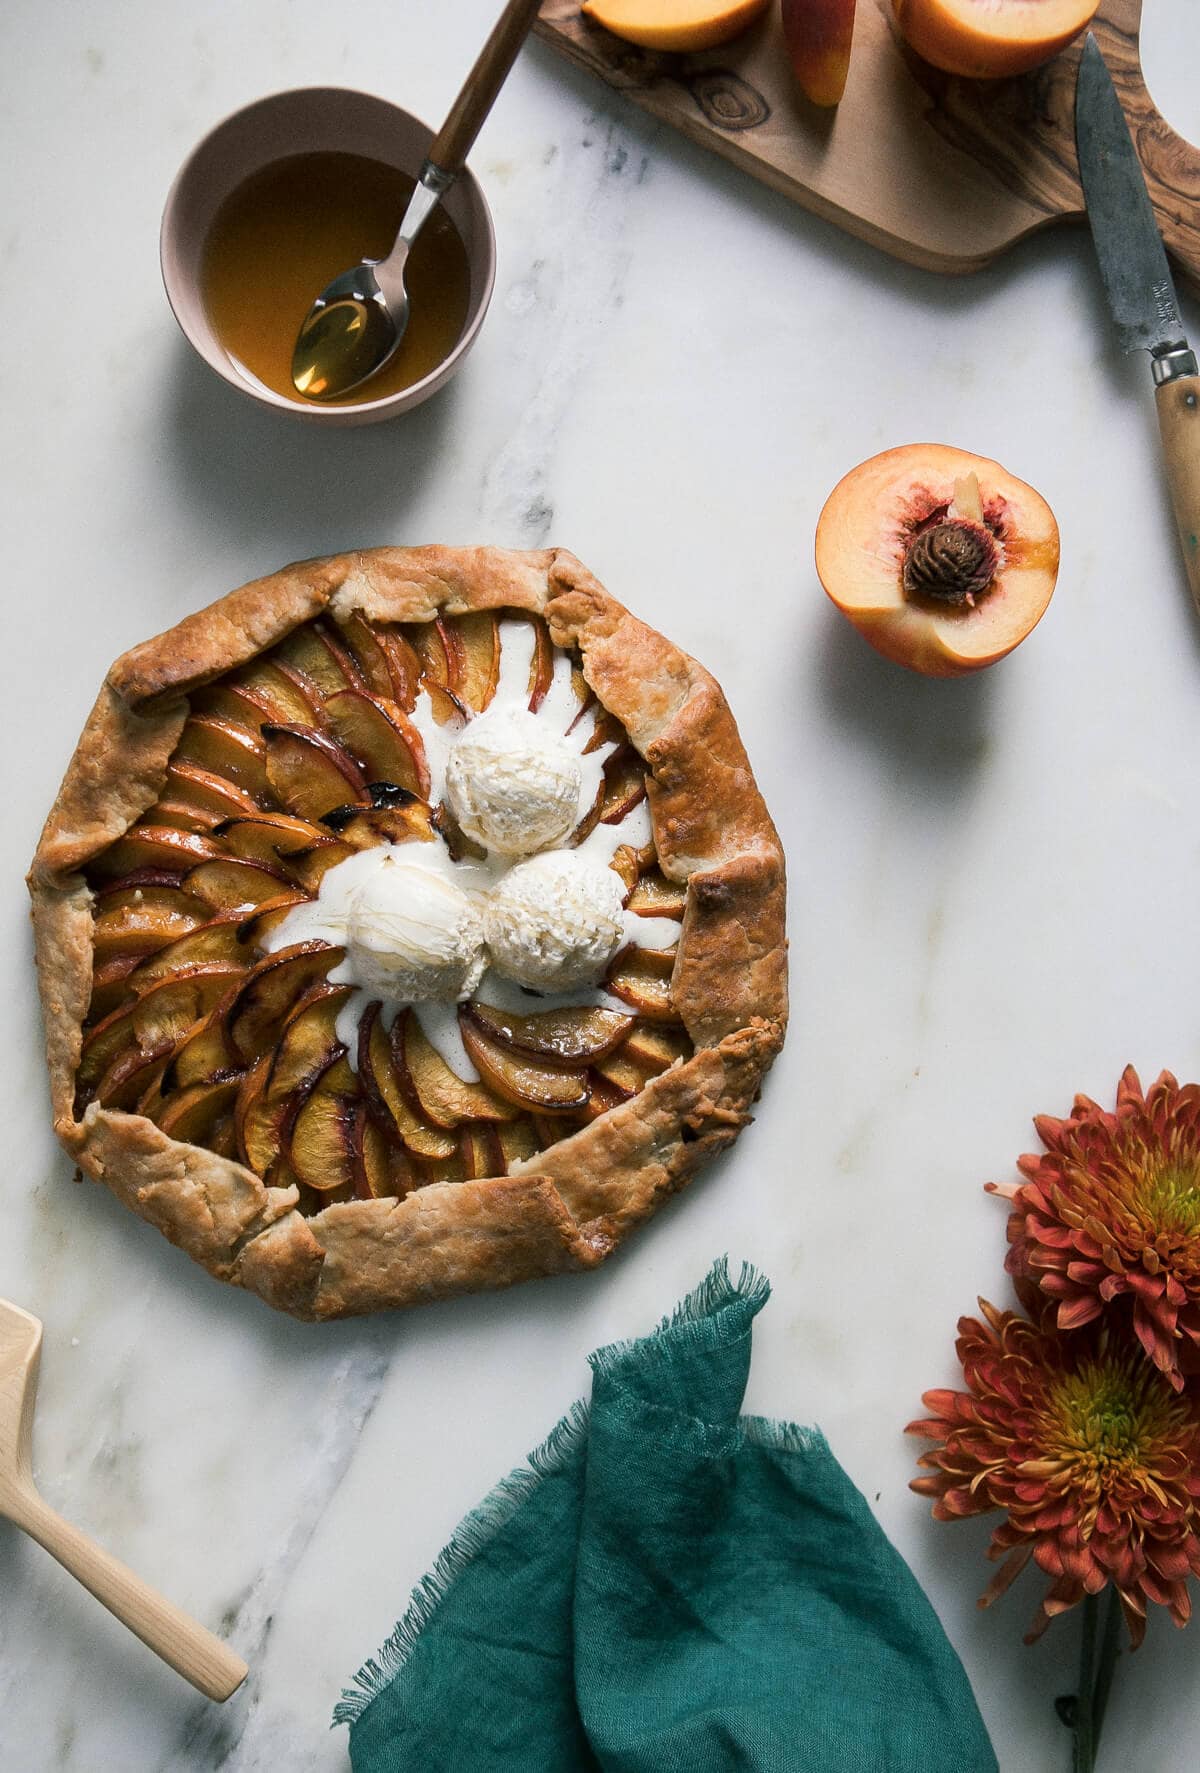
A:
[{"xmin": 335, "ymin": 1260, "xmax": 996, "ymax": 1772}]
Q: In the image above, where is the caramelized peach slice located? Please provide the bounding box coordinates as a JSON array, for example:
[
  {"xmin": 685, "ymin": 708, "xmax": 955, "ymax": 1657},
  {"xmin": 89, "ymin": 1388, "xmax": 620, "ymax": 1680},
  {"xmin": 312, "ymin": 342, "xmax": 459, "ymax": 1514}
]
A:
[
  {"xmin": 235, "ymin": 1055, "xmax": 288, "ymax": 1174},
  {"xmin": 226, "ymin": 942, "xmax": 344, "ymax": 1065},
  {"xmin": 528, "ymin": 620, "xmax": 554, "ymax": 712},
  {"xmin": 375, "ymin": 628, "xmax": 423, "ymax": 710},
  {"xmin": 458, "ymin": 1018, "xmax": 591, "ymax": 1115},
  {"xmin": 582, "ymin": 0, "xmax": 768, "ymax": 50},
  {"xmin": 161, "ymin": 760, "xmax": 261, "ymax": 823},
  {"xmin": 398, "ymin": 1011, "xmax": 518, "ymax": 1127},
  {"xmin": 324, "ymin": 802, "xmax": 435, "ymax": 853},
  {"xmin": 262, "ymin": 724, "xmax": 369, "ymax": 821},
  {"xmin": 216, "ymin": 812, "xmax": 332, "ymax": 867},
  {"xmin": 286, "ymin": 1055, "xmax": 360, "ymax": 1192},
  {"xmin": 468, "ymin": 1002, "xmax": 633, "ymax": 1064},
  {"xmin": 274, "ymin": 622, "xmax": 366, "ymax": 698},
  {"xmin": 232, "ymin": 658, "xmax": 323, "ymax": 726},
  {"xmin": 455, "ymin": 612, "xmax": 501, "ymax": 712},
  {"xmin": 359, "ymin": 1004, "xmax": 458, "ymax": 1160},
  {"xmin": 265, "ymin": 985, "xmax": 352, "ymax": 1103},
  {"xmin": 166, "ymin": 1008, "xmax": 240, "ymax": 1091},
  {"xmin": 91, "ymin": 1047, "xmax": 172, "ymax": 1115},
  {"xmin": 130, "ymin": 964, "xmax": 243, "ymax": 1056},
  {"xmin": 125, "ymin": 912, "xmax": 250, "ymax": 989},
  {"xmin": 88, "ymin": 954, "xmax": 144, "ymax": 1021},
  {"xmin": 324, "ymin": 691, "xmax": 428, "ymax": 796},
  {"xmin": 174, "ymin": 715, "xmax": 269, "ymax": 797},
  {"xmin": 626, "ymin": 870, "xmax": 687, "ymax": 918},
  {"xmin": 600, "ymin": 746, "xmax": 648, "ymax": 825},
  {"xmin": 605, "ymin": 946, "xmax": 679, "ymax": 1022},
  {"xmin": 816, "ymin": 445, "xmax": 1060, "ymax": 677},
  {"xmin": 154, "ymin": 1078, "xmax": 242, "ymax": 1147},
  {"xmin": 287, "ymin": 839, "xmax": 357, "ymax": 896},
  {"xmin": 460, "ymin": 1125, "xmax": 505, "ymax": 1182},
  {"xmin": 90, "ymin": 826, "xmax": 221, "ymax": 879},
  {"xmin": 185, "ymin": 855, "xmax": 298, "ymax": 913},
  {"xmin": 495, "ymin": 1120, "xmax": 541, "ymax": 1172},
  {"xmin": 335, "ymin": 612, "xmax": 399, "ymax": 701},
  {"xmin": 892, "ymin": 0, "xmax": 1097, "ymax": 77},
  {"xmin": 91, "ymin": 887, "xmax": 208, "ymax": 962}
]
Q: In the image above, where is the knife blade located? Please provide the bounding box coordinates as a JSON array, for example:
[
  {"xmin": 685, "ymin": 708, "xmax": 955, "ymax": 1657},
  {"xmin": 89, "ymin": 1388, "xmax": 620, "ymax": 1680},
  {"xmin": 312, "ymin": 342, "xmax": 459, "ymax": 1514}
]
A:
[{"xmin": 1075, "ymin": 33, "xmax": 1200, "ymax": 613}]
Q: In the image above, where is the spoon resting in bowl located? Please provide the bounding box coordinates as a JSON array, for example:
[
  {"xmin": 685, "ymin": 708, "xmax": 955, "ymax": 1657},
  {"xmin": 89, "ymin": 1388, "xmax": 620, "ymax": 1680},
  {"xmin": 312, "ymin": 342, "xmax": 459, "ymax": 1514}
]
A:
[
  {"xmin": 0, "ymin": 1298, "xmax": 247, "ymax": 1701},
  {"xmin": 292, "ymin": 0, "xmax": 543, "ymax": 402}
]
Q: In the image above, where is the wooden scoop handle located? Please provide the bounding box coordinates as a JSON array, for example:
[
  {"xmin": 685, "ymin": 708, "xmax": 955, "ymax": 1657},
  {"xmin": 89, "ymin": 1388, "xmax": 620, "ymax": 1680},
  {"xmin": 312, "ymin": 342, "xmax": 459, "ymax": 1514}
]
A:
[
  {"xmin": 1156, "ymin": 372, "xmax": 1200, "ymax": 617},
  {"xmin": 428, "ymin": 0, "xmax": 544, "ymax": 174},
  {"xmin": 8, "ymin": 1485, "xmax": 247, "ymax": 1702}
]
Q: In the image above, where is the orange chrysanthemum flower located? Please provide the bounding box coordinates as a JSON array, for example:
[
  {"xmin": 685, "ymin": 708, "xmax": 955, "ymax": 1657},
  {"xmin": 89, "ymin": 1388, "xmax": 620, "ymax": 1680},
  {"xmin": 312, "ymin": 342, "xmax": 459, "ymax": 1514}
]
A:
[
  {"xmin": 906, "ymin": 1293, "xmax": 1200, "ymax": 1646},
  {"xmin": 989, "ymin": 1067, "xmax": 1200, "ymax": 1390}
]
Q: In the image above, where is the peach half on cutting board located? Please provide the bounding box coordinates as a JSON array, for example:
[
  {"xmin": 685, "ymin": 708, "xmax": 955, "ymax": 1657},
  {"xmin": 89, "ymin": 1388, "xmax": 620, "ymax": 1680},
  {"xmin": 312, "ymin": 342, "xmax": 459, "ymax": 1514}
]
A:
[
  {"xmin": 815, "ymin": 444, "xmax": 1060, "ymax": 677},
  {"xmin": 580, "ymin": 0, "xmax": 770, "ymax": 53},
  {"xmin": 891, "ymin": 0, "xmax": 1099, "ymax": 80}
]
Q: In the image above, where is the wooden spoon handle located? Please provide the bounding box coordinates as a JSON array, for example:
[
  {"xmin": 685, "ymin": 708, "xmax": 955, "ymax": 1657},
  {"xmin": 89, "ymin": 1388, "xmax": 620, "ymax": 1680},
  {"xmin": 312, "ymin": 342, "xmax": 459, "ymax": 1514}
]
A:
[
  {"xmin": 1155, "ymin": 372, "xmax": 1200, "ymax": 617},
  {"xmin": 428, "ymin": 0, "xmax": 544, "ymax": 174},
  {"xmin": 12, "ymin": 1488, "xmax": 247, "ymax": 1701}
]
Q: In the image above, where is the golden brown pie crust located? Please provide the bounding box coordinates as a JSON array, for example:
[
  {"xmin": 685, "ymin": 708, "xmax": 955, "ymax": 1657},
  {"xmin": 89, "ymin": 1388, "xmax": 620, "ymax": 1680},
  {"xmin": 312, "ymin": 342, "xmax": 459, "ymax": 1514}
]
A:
[{"xmin": 28, "ymin": 547, "xmax": 787, "ymax": 1319}]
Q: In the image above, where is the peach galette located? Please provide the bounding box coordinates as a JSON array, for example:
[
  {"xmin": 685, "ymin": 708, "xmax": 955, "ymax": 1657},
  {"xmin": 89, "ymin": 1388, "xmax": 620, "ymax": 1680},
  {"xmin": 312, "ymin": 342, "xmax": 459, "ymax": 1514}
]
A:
[{"xmin": 30, "ymin": 548, "xmax": 786, "ymax": 1319}]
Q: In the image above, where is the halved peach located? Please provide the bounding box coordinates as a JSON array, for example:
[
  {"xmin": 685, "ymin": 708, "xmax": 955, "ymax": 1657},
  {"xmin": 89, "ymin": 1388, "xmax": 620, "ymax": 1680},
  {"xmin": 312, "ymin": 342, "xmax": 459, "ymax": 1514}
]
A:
[
  {"xmin": 581, "ymin": 0, "xmax": 769, "ymax": 53},
  {"xmin": 815, "ymin": 444, "xmax": 1060, "ymax": 677},
  {"xmin": 892, "ymin": 0, "xmax": 1098, "ymax": 78},
  {"xmin": 262, "ymin": 724, "xmax": 369, "ymax": 821}
]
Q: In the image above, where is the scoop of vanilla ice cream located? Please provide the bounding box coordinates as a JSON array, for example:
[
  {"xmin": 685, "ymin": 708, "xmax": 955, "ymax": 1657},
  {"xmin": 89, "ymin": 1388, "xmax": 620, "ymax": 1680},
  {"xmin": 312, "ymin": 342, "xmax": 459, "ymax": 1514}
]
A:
[
  {"xmin": 347, "ymin": 856, "xmax": 486, "ymax": 1001},
  {"xmin": 484, "ymin": 849, "xmax": 626, "ymax": 992},
  {"xmin": 445, "ymin": 704, "xmax": 582, "ymax": 857}
]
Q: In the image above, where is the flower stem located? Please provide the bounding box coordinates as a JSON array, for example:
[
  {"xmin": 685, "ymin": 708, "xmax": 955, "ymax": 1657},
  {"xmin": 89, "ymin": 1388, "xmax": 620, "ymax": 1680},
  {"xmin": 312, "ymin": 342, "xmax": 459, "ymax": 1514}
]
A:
[
  {"xmin": 1073, "ymin": 1593, "xmax": 1098, "ymax": 1772},
  {"xmin": 1090, "ymin": 1587, "xmax": 1123, "ymax": 1756}
]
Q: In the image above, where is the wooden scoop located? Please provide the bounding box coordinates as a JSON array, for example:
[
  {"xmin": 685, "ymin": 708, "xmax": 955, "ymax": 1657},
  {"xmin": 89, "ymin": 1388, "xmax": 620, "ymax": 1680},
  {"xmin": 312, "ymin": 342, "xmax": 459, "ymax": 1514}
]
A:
[{"xmin": 0, "ymin": 1299, "xmax": 247, "ymax": 1702}]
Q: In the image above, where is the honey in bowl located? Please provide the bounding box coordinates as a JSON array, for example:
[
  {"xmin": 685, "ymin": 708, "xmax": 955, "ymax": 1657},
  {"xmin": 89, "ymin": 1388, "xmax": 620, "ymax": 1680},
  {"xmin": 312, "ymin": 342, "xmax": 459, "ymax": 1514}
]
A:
[{"xmin": 200, "ymin": 151, "xmax": 472, "ymax": 406}]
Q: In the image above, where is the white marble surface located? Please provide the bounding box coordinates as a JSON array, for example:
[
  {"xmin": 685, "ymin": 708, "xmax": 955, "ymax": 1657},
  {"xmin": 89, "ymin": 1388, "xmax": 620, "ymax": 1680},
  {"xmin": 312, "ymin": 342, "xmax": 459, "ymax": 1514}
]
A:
[{"xmin": 3, "ymin": 2, "xmax": 1200, "ymax": 1767}]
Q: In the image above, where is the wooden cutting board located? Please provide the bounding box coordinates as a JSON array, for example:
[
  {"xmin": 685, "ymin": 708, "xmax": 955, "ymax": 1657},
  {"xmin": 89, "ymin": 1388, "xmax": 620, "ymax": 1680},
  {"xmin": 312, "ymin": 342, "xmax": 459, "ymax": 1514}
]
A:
[{"xmin": 534, "ymin": 0, "xmax": 1200, "ymax": 284}]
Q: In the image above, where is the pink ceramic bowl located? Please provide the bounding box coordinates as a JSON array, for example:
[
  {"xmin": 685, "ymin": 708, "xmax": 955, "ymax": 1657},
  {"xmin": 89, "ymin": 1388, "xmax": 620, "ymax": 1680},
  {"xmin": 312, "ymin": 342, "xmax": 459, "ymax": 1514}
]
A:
[{"xmin": 160, "ymin": 87, "xmax": 497, "ymax": 426}]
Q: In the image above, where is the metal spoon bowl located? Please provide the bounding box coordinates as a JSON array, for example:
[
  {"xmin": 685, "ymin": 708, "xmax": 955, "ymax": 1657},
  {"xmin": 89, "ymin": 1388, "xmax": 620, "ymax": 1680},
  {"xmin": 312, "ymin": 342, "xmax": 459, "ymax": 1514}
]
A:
[{"xmin": 292, "ymin": 0, "xmax": 542, "ymax": 402}]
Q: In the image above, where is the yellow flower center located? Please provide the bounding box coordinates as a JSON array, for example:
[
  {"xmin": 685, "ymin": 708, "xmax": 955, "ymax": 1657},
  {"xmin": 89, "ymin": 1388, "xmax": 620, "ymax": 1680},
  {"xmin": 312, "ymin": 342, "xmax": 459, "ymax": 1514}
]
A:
[
  {"xmin": 1043, "ymin": 1353, "xmax": 1186, "ymax": 1497},
  {"xmin": 1141, "ymin": 1160, "xmax": 1200, "ymax": 1237}
]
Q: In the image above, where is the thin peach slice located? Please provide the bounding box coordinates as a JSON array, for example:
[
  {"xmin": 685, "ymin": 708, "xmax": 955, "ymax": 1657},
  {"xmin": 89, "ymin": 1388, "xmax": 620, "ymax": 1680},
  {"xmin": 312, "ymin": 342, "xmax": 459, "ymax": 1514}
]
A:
[
  {"xmin": 496, "ymin": 1119, "xmax": 541, "ymax": 1172},
  {"xmin": 91, "ymin": 888, "xmax": 208, "ymax": 962},
  {"xmin": 91, "ymin": 1046, "xmax": 172, "ymax": 1115},
  {"xmin": 375, "ymin": 628, "xmax": 423, "ymax": 711},
  {"xmin": 165, "ymin": 1007, "xmax": 240, "ymax": 1091},
  {"xmin": 892, "ymin": 0, "xmax": 1098, "ymax": 78},
  {"xmin": 262, "ymin": 724, "xmax": 369, "ymax": 821},
  {"xmin": 816, "ymin": 444, "xmax": 1060, "ymax": 678},
  {"xmin": 274, "ymin": 622, "xmax": 366, "ymax": 698},
  {"xmin": 130, "ymin": 964, "xmax": 244, "ymax": 1056},
  {"xmin": 153, "ymin": 1078, "xmax": 242, "ymax": 1148},
  {"xmin": 454, "ymin": 612, "xmax": 501, "ymax": 712},
  {"xmin": 265, "ymin": 985, "xmax": 353, "ymax": 1103},
  {"xmin": 357, "ymin": 1004, "xmax": 457, "ymax": 1160},
  {"xmin": 399, "ymin": 1011, "xmax": 518, "ymax": 1127},
  {"xmin": 626, "ymin": 870, "xmax": 687, "ymax": 919},
  {"xmin": 125, "ymin": 911, "xmax": 250, "ymax": 989},
  {"xmin": 324, "ymin": 802, "xmax": 435, "ymax": 853},
  {"xmin": 235, "ymin": 1056, "xmax": 286, "ymax": 1174},
  {"xmin": 90, "ymin": 825, "xmax": 222, "ymax": 880},
  {"xmin": 232, "ymin": 658, "xmax": 323, "ymax": 726},
  {"xmin": 287, "ymin": 839, "xmax": 358, "ymax": 896},
  {"xmin": 174, "ymin": 715, "xmax": 269, "ymax": 797},
  {"xmin": 458, "ymin": 1018, "xmax": 592, "ymax": 1116},
  {"xmin": 226, "ymin": 942, "xmax": 344, "ymax": 1065},
  {"xmin": 459, "ymin": 1125, "xmax": 506, "ymax": 1182},
  {"xmin": 215, "ymin": 812, "xmax": 332, "ymax": 868},
  {"xmin": 162, "ymin": 761, "xmax": 262, "ymax": 822},
  {"xmin": 185, "ymin": 855, "xmax": 298, "ymax": 914},
  {"xmin": 468, "ymin": 1001, "xmax": 633, "ymax": 1064},
  {"xmin": 335, "ymin": 613, "xmax": 399, "ymax": 702},
  {"xmin": 605, "ymin": 946, "xmax": 679, "ymax": 1022},
  {"xmin": 324, "ymin": 690, "xmax": 428, "ymax": 797},
  {"xmin": 286, "ymin": 1055, "xmax": 360, "ymax": 1192},
  {"xmin": 582, "ymin": 0, "xmax": 768, "ymax": 52},
  {"xmin": 88, "ymin": 955, "xmax": 144, "ymax": 1022}
]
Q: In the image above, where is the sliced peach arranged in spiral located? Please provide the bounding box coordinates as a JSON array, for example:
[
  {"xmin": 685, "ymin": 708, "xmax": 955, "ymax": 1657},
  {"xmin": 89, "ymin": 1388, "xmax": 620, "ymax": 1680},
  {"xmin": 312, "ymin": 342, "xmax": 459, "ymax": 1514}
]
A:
[
  {"xmin": 816, "ymin": 444, "xmax": 1060, "ymax": 677},
  {"xmin": 892, "ymin": 0, "xmax": 1098, "ymax": 79}
]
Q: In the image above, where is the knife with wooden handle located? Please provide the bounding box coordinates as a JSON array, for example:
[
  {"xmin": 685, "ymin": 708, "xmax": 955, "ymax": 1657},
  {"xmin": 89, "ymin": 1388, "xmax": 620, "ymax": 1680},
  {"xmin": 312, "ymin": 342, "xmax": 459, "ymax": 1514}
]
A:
[{"xmin": 1075, "ymin": 33, "xmax": 1200, "ymax": 614}]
